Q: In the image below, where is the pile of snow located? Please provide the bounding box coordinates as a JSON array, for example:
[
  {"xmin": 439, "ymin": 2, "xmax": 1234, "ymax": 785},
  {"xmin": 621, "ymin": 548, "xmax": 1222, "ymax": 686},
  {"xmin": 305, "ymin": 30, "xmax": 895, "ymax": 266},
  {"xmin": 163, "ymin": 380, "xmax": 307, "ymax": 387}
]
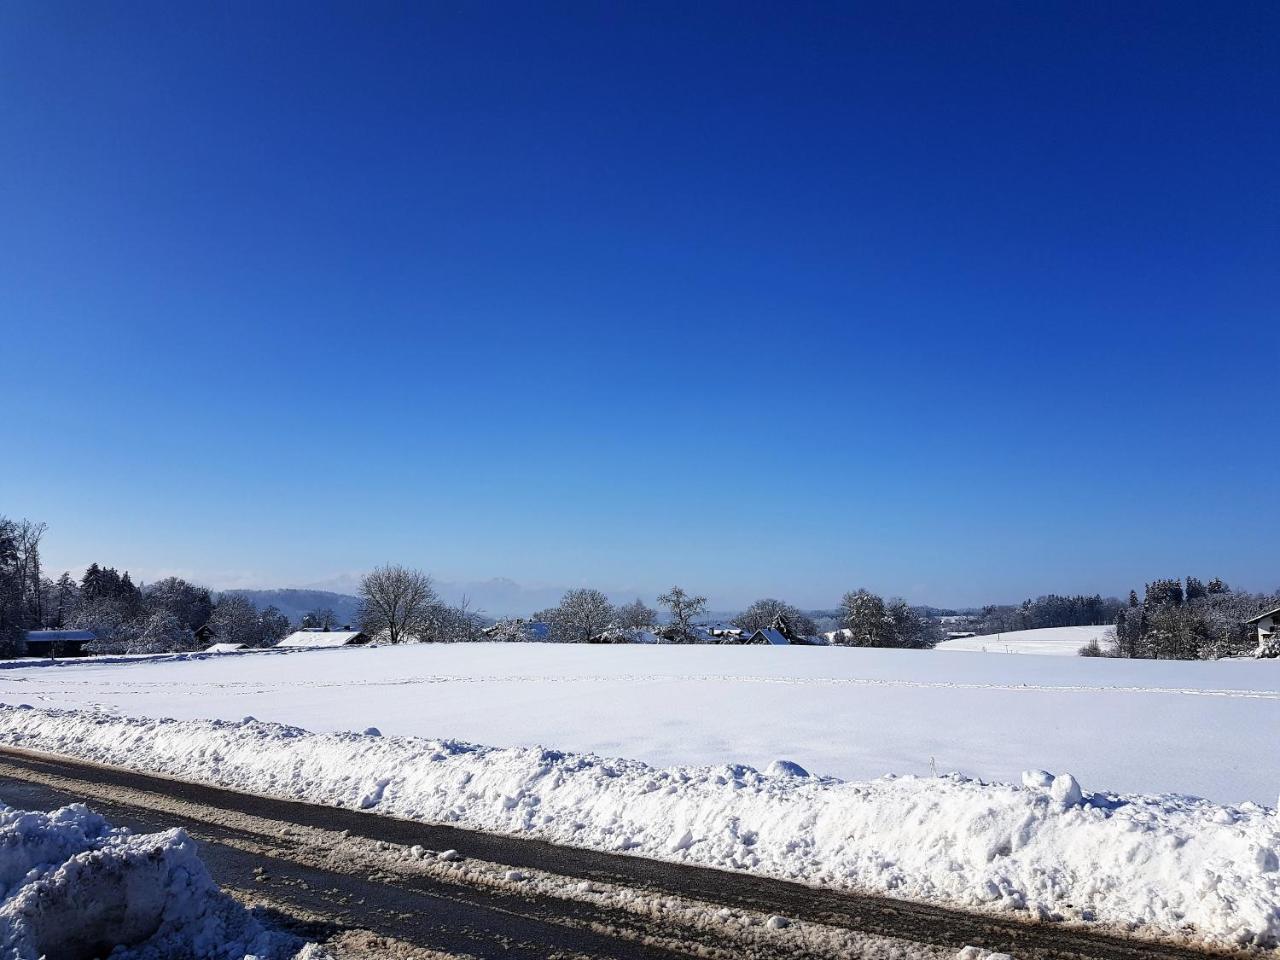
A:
[
  {"xmin": 0, "ymin": 795, "xmax": 315, "ymax": 959},
  {"xmin": 934, "ymin": 625, "xmax": 1114, "ymax": 656},
  {"xmin": 0, "ymin": 706, "xmax": 1276, "ymax": 949}
]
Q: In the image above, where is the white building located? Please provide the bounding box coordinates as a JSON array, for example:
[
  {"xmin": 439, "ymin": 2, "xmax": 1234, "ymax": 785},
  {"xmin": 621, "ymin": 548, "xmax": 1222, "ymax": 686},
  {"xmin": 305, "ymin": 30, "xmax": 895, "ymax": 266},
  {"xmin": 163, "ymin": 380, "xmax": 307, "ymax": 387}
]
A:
[{"xmin": 1246, "ymin": 605, "xmax": 1279, "ymax": 655}]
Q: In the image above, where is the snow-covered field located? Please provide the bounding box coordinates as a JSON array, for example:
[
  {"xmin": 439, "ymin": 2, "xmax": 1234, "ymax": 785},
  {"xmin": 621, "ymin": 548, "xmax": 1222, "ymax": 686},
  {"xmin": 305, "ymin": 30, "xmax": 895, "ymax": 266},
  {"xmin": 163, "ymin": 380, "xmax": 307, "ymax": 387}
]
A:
[
  {"xmin": 1, "ymin": 642, "xmax": 1275, "ymax": 803},
  {"xmin": 0, "ymin": 796, "xmax": 318, "ymax": 959},
  {"xmin": 0, "ymin": 705, "xmax": 1276, "ymax": 950},
  {"xmin": 935, "ymin": 625, "xmax": 1114, "ymax": 656}
]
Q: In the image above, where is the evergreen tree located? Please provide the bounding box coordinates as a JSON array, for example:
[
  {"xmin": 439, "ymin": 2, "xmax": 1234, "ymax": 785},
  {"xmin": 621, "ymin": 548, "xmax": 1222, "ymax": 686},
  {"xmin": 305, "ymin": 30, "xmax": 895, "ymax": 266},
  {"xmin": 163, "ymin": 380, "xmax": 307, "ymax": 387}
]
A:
[
  {"xmin": 51, "ymin": 571, "xmax": 77, "ymax": 628},
  {"xmin": 80, "ymin": 563, "xmax": 104, "ymax": 603},
  {"xmin": 1145, "ymin": 579, "xmax": 1184, "ymax": 608}
]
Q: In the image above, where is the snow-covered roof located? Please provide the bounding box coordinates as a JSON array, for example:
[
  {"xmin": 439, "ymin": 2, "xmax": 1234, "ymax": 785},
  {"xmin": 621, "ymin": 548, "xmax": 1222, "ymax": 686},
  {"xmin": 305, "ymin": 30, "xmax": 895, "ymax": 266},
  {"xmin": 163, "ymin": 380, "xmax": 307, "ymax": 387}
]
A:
[
  {"xmin": 276, "ymin": 630, "xmax": 366, "ymax": 648},
  {"xmin": 205, "ymin": 643, "xmax": 248, "ymax": 653},
  {"xmin": 750, "ymin": 628, "xmax": 789, "ymax": 645},
  {"xmin": 24, "ymin": 630, "xmax": 95, "ymax": 643},
  {"xmin": 1245, "ymin": 605, "xmax": 1280, "ymax": 624}
]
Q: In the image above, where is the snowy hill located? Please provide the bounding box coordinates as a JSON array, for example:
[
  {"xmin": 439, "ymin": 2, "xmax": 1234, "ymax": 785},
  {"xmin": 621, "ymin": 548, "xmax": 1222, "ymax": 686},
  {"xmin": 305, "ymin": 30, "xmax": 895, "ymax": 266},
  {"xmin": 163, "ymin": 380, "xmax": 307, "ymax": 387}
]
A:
[{"xmin": 935, "ymin": 624, "xmax": 1114, "ymax": 656}]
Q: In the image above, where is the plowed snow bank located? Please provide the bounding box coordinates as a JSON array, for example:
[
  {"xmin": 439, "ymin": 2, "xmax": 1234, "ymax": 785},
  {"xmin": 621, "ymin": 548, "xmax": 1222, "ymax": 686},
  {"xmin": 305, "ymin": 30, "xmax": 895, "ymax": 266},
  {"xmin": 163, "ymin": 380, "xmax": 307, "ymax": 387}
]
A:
[{"xmin": 0, "ymin": 705, "xmax": 1275, "ymax": 950}]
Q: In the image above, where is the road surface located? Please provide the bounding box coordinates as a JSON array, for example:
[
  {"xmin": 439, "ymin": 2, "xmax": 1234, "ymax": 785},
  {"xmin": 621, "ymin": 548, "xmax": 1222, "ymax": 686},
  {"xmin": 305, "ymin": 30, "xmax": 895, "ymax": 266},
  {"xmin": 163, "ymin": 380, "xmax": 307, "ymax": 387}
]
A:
[{"xmin": 0, "ymin": 746, "xmax": 1239, "ymax": 960}]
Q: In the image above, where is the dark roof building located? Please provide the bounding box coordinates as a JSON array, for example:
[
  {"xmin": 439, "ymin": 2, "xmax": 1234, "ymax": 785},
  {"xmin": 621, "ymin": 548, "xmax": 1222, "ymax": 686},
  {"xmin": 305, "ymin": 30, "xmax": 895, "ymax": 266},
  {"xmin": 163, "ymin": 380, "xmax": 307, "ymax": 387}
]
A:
[
  {"xmin": 744, "ymin": 627, "xmax": 790, "ymax": 645},
  {"xmin": 23, "ymin": 630, "xmax": 94, "ymax": 658}
]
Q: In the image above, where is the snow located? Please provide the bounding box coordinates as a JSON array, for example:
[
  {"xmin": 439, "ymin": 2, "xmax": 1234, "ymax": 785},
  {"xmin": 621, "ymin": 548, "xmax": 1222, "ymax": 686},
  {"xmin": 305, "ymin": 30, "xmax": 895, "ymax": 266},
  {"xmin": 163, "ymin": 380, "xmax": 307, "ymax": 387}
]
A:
[
  {"xmin": 934, "ymin": 625, "xmax": 1114, "ymax": 656},
  {"xmin": 0, "ymin": 797, "xmax": 312, "ymax": 959},
  {"xmin": 0, "ymin": 706, "xmax": 1276, "ymax": 950},
  {"xmin": 2, "ymin": 642, "xmax": 1276, "ymax": 804},
  {"xmin": 275, "ymin": 630, "xmax": 364, "ymax": 649},
  {"xmin": 205, "ymin": 643, "xmax": 248, "ymax": 654}
]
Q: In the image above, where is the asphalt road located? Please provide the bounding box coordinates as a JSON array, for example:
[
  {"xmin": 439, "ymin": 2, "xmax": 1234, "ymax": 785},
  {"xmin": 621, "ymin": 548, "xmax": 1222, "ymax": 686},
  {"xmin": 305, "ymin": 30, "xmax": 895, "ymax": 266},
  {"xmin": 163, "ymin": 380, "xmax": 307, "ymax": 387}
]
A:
[{"xmin": 0, "ymin": 747, "xmax": 1241, "ymax": 960}]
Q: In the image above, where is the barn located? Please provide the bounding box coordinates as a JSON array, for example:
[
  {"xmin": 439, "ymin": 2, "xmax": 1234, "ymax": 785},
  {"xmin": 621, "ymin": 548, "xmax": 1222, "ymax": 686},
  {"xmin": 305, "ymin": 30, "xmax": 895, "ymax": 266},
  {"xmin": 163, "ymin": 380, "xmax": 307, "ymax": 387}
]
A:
[
  {"xmin": 23, "ymin": 630, "xmax": 94, "ymax": 658},
  {"xmin": 276, "ymin": 628, "xmax": 369, "ymax": 649}
]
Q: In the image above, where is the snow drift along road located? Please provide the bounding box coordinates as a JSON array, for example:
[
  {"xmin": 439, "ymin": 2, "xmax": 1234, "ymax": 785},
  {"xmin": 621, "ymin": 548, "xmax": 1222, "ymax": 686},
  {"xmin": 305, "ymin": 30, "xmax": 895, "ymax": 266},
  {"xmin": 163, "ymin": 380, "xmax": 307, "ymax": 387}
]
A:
[{"xmin": 0, "ymin": 705, "xmax": 1275, "ymax": 951}]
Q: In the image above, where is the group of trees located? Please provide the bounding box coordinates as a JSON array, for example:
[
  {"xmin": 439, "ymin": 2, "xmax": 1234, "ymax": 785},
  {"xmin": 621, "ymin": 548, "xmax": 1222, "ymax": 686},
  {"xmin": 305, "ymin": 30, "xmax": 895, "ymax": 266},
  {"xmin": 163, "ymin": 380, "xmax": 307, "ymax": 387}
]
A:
[
  {"xmin": 977, "ymin": 594, "xmax": 1123, "ymax": 635},
  {"xmin": 9, "ymin": 516, "xmax": 1276, "ymax": 662},
  {"xmin": 0, "ymin": 518, "xmax": 47, "ymax": 656},
  {"xmin": 525, "ymin": 586, "xmax": 704, "ymax": 643},
  {"xmin": 832, "ymin": 590, "xmax": 942, "ymax": 648},
  {"xmin": 0, "ymin": 514, "xmax": 298, "ymax": 655},
  {"xmin": 734, "ymin": 598, "xmax": 818, "ymax": 636},
  {"xmin": 512, "ymin": 584, "xmax": 940, "ymax": 649},
  {"xmin": 1110, "ymin": 577, "xmax": 1277, "ymax": 660},
  {"xmin": 71, "ymin": 570, "xmax": 293, "ymax": 654},
  {"xmin": 356, "ymin": 564, "xmax": 486, "ymax": 644}
]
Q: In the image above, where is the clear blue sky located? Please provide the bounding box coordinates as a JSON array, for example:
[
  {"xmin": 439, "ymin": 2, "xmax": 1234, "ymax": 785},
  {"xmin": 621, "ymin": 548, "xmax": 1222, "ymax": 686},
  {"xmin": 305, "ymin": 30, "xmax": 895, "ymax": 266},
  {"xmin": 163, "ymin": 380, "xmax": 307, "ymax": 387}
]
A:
[{"xmin": 1, "ymin": 1, "xmax": 1276, "ymax": 612}]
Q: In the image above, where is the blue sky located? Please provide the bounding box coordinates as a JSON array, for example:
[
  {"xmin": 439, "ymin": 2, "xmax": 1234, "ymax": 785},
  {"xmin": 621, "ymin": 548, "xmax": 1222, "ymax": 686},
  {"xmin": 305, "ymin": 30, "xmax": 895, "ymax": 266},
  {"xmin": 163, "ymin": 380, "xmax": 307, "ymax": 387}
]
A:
[{"xmin": 1, "ymin": 2, "xmax": 1276, "ymax": 612}]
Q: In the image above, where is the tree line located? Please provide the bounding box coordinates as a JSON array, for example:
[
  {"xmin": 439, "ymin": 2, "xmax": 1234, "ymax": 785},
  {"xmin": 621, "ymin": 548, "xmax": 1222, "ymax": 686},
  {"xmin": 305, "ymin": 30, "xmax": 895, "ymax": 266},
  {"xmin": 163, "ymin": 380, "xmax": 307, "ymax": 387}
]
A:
[
  {"xmin": 475, "ymin": 582, "xmax": 940, "ymax": 647},
  {"xmin": 0, "ymin": 514, "xmax": 294, "ymax": 654},
  {"xmin": 7, "ymin": 515, "xmax": 1274, "ymax": 659},
  {"xmin": 975, "ymin": 594, "xmax": 1124, "ymax": 635},
  {"xmin": 1105, "ymin": 577, "xmax": 1277, "ymax": 660}
]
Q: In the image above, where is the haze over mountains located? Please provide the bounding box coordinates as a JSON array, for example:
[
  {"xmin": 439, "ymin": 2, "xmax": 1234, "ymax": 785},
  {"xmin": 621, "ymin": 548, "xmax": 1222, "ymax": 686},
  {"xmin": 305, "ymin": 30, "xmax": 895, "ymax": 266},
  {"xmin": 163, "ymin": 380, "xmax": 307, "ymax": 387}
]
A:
[
  {"xmin": 227, "ymin": 582, "xmax": 762, "ymax": 625},
  {"xmin": 229, "ymin": 579, "xmax": 677, "ymax": 622}
]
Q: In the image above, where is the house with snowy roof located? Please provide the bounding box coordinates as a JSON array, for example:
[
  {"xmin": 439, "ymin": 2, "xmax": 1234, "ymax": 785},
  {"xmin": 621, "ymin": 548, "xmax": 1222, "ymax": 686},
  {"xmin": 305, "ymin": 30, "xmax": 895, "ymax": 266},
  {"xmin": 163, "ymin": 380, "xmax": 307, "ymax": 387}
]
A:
[
  {"xmin": 744, "ymin": 627, "xmax": 790, "ymax": 645},
  {"xmin": 1246, "ymin": 605, "xmax": 1280, "ymax": 656},
  {"xmin": 276, "ymin": 628, "xmax": 369, "ymax": 649}
]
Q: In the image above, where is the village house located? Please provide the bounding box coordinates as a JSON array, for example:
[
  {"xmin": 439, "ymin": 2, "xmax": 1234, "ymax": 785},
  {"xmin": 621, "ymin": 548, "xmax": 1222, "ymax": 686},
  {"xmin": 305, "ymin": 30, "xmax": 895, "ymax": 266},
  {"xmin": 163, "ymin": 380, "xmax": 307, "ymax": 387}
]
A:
[
  {"xmin": 744, "ymin": 627, "xmax": 789, "ymax": 645},
  {"xmin": 276, "ymin": 628, "xmax": 369, "ymax": 649},
  {"xmin": 1246, "ymin": 605, "xmax": 1280, "ymax": 655}
]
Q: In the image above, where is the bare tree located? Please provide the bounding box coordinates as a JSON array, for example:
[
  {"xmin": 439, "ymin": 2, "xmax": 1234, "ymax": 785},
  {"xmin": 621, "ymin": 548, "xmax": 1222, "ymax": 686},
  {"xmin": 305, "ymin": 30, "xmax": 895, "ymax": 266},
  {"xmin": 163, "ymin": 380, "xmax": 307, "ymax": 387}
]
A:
[
  {"xmin": 358, "ymin": 564, "xmax": 439, "ymax": 644},
  {"xmin": 734, "ymin": 598, "xmax": 817, "ymax": 636},
  {"xmin": 12, "ymin": 520, "xmax": 46, "ymax": 626},
  {"xmin": 657, "ymin": 585, "xmax": 707, "ymax": 643},
  {"xmin": 535, "ymin": 588, "xmax": 615, "ymax": 643},
  {"xmin": 615, "ymin": 598, "xmax": 657, "ymax": 630},
  {"xmin": 209, "ymin": 595, "xmax": 290, "ymax": 648},
  {"xmin": 300, "ymin": 607, "xmax": 340, "ymax": 630},
  {"xmin": 430, "ymin": 594, "xmax": 486, "ymax": 642},
  {"xmin": 129, "ymin": 610, "xmax": 194, "ymax": 654}
]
